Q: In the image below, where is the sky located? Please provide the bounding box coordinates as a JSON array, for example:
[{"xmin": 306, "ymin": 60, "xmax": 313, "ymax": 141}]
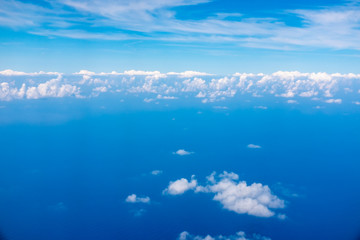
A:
[
  {"xmin": 1, "ymin": 1, "xmax": 360, "ymax": 240},
  {"xmin": 1, "ymin": 0, "xmax": 360, "ymax": 73}
]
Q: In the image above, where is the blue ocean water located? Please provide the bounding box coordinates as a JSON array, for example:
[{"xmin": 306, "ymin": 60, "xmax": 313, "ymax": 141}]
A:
[{"xmin": 0, "ymin": 100, "xmax": 359, "ymax": 240}]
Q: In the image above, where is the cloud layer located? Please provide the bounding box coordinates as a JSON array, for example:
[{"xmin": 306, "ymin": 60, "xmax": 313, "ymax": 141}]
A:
[
  {"xmin": 164, "ymin": 172, "xmax": 285, "ymax": 218},
  {"xmin": 1, "ymin": 70, "xmax": 360, "ymax": 105},
  {"xmin": 178, "ymin": 231, "xmax": 271, "ymax": 240}
]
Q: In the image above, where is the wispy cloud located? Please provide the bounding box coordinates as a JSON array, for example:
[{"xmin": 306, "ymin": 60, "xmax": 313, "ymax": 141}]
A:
[
  {"xmin": 2, "ymin": 0, "xmax": 360, "ymax": 50},
  {"xmin": 247, "ymin": 144, "xmax": 262, "ymax": 149},
  {"xmin": 151, "ymin": 170, "xmax": 163, "ymax": 176}
]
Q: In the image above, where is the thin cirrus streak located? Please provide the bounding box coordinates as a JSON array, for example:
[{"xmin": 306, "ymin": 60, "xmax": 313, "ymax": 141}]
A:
[
  {"xmin": 1, "ymin": 0, "xmax": 360, "ymax": 50},
  {"xmin": 0, "ymin": 69, "xmax": 360, "ymax": 104}
]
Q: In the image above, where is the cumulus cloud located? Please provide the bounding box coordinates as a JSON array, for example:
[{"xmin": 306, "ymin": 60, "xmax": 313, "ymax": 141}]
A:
[
  {"xmin": 164, "ymin": 172, "xmax": 285, "ymax": 218},
  {"xmin": 163, "ymin": 176, "xmax": 198, "ymax": 195},
  {"xmin": 125, "ymin": 194, "xmax": 150, "ymax": 203},
  {"xmin": 173, "ymin": 149, "xmax": 193, "ymax": 156},
  {"xmin": 25, "ymin": 77, "xmax": 80, "ymax": 99},
  {"xmin": 1, "ymin": 69, "xmax": 360, "ymax": 103},
  {"xmin": 247, "ymin": 144, "xmax": 261, "ymax": 149},
  {"xmin": 178, "ymin": 231, "xmax": 271, "ymax": 240},
  {"xmin": 0, "ymin": 82, "xmax": 26, "ymax": 101}
]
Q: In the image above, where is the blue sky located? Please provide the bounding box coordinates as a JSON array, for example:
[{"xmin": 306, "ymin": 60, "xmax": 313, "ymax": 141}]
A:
[{"xmin": 1, "ymin": 0, "xmax": 360, "ymax": 73}]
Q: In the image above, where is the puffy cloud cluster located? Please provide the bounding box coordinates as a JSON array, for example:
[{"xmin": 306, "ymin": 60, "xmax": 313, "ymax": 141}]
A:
[
  {"xmin": 26, "ymin": 77, "xmax": 80, "ymax": 99},
  {"xmin": 164, "ymin": 172, "xmax": 285, "ymax": 218},
  {"xmin": 125, "ymin": 194, "xmax": 150, "ymax": 204},
  {"xmin": 0, "ymin": 73, "xmax": 80, "ymax": 101},
  {"xmin": 1, "ymin": 69, "xmax": 360, "ymax": 104},
  {"xmin": 163, "ymin": 176, "xmax": 198, "ymax": 195},
  {"xmin": 178, "ymin": 231, "xmax": 271, "ymax": 240},
  {"xmin": 0, "ymin": 82, "xmax": 26, "ymax": 101}
]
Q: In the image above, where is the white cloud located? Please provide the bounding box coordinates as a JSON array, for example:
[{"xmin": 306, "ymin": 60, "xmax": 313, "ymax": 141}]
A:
[
  {"xmin": 287, "ymin": 100, "xmax": 298, "ymax": 104},
  {"xmin": 213, "ymin": 106, "xmax": 228, "ymax": 110},
  {"xmin": 201, "ymin": 172, "xmax": 284, "ymax": 217},
  {"xmin": 125, "ymin": 194, "xmax": 150, "ymax": 203},
  {"xmin": 0, "ymin": 82, "xmax": 26, "ymax": 101},
  {"xmin": 247, "ymin": 144, "xmax": 261, "ymax": 149},
  {"xmin": 157, "ymin": 94, "xmax": 178, "ymax": 100},
  {"xmin": 163, "ymin": 176, "xmax": 198, "ymax": 195},
  {"xmin": 178, "ymin": 231, "xmax": 271, "ymax": 240},
  {"xmin": 167, "ymin": 71, "xmax": 213, "ymax": 78},
  {"xmin": 325, "ymin": 98, "xmax": 342, "ymax": 104},
  {"xmin": 165, "ymin": 172, "xmax": 285, "ymax": 218},
  {"xmin": 93, "ymin": 86, "xmax": 108, "ymax": 93},
  {"xmin": 173, "ymin": 149, "xmax": 193, "ymax": 156},
  {"xmin": 25, "ymin": 77, "xmax": 80, "ymax": 99},
  {"xmin": 143, "ymin": 98, "xmax": 154, "ymax": 103},
  {"xmin": 1, "ymin": 69, "xmax": 360, "ymax": 103},
  {"xmin": 151, "ymin": 170, "xmax": 163, "ymax": 176},
  {"xmin": 3, "ymin": 0, "xmax": 360, "ymax": 51},
  {"xmin": 0, "ymin": 69, "xmax": 61, "ymax": 76},
  {"xmin": 254, "ymin": 106, "xmax": 267, "ymax": 110}
]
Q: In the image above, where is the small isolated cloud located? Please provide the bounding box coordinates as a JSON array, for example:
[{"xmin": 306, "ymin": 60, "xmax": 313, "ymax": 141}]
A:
[
  {"xmin": 163, "ymin": 176, "xmax": 197, "ymax": 195},
  {"xmin": 151, "ymin": 170, "xmax": 163, "ymax": 176},
  {"xmin": 353, "ymin": 101, "xmax": 360, "ymax": 105},
  {"xmin": 125, "ymin": 194, "xmax": 150, "ymax": 203},
  {"xmin": 173, "ymin": 149, "xmax": 193, "ymax": 156},
  {"xmin": 254, "ymin": 106, "xmax": 267, "ymax": 110},
  {"xmin": 247, "ymin": 144, "xmax": 262, "ymax": 149},
  {"xmin": 325, "ymin": 98, "xmax": 342, "ymax": 104},
  {"xmin": 213, "ymin": 106, "xmax": 229, "ymax": 110},
  {"xmin": 287, "ymin": 100, "xmax": 298, "ymax": 104},
  {"xmin": 164, "ymin": 172, "xmax": 285, "ymax": 218},
  {"xmin": 156, "ymin": 94, "xmax": 178, "ymax": 100},
  {"xmin": 178, "ymin": 230, "xmax": 271, "ymax": 240},
  {"xmin": 131, "ymin": 208, "xmax": 146, "ymax": 217},
  {"xmin": 143, "ymin": 98, "xmax": 154, "ymax": 103},
  {"xmin": 48, "ymin": 202, "xmax": 68, "ymax": 212}
]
